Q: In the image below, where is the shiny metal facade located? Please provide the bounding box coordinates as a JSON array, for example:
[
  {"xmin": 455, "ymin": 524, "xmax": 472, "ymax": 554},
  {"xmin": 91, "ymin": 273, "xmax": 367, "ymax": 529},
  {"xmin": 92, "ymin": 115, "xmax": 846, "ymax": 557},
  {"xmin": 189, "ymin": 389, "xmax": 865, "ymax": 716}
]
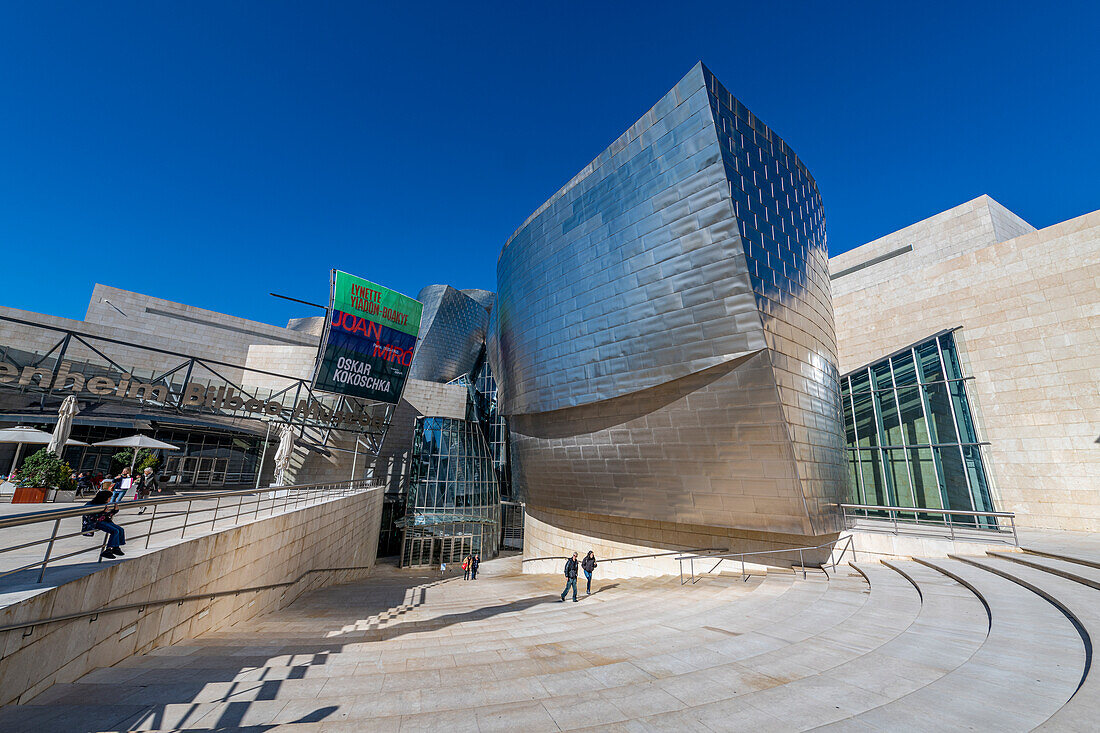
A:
[
  {"xmin": 409, "ymin": 285, "xmax": 492, "ymax": 384},
  {"xmin": 492, "ymin": 62, "xmax": 845, "ymax": 536}
]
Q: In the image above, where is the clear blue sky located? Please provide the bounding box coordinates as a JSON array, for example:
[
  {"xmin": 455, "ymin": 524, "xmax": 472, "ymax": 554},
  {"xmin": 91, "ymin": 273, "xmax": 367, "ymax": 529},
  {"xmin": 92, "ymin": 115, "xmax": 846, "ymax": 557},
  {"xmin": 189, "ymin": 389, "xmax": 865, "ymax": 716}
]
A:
[{"xmin": 2, "ymin": 2, "xmax": 1097, "ymax": 327}]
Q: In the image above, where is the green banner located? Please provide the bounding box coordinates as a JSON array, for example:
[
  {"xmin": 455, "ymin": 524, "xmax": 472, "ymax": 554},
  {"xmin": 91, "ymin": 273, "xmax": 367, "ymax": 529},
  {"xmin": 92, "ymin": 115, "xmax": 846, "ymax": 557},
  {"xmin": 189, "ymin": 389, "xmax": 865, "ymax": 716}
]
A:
[
  {"xmin": 332, "ymin": 271, "xmax": 422, "ymax": 337},
  {"xmin": 313, "ymin": 272, "xmax": 423, "ymax": 403}
]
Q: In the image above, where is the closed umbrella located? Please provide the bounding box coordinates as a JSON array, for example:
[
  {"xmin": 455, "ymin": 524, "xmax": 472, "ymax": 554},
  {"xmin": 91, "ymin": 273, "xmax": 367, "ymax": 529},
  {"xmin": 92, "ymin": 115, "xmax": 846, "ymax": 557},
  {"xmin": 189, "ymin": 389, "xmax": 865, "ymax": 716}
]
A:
[
  {"xmin": 0, "ymin": 425, "xmax": 88, "ymax": 480},
  {"xmin": 273, "ymin": 424, "xmax": 296, "ymax": 486},
  {"xmin": 47, "ymin": 396, "xmax": 79, "ymax": 456},
  {"xmin": 92, "ymin": 434, "xmax": 181, "ymax": 474}
]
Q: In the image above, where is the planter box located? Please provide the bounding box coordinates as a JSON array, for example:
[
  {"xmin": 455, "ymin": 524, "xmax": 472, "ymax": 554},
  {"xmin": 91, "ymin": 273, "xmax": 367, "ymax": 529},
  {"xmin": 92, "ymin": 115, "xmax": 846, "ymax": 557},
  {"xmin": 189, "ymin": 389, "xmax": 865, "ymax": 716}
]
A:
[
  {"xmin": 53, "ymin": 490, "xmax": 77, "ymax": 503},
  {"xmin": 12, "ymin": 486, "xmax": 47, "ymax": 504}
]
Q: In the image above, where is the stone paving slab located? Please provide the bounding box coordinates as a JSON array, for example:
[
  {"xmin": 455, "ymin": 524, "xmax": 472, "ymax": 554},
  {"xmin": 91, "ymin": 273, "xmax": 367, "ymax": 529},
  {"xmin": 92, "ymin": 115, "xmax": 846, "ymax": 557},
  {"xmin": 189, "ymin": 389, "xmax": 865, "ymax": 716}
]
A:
[{"xmin": 0, "ymin": 552, "xmax": 1094, "ymax": 732}]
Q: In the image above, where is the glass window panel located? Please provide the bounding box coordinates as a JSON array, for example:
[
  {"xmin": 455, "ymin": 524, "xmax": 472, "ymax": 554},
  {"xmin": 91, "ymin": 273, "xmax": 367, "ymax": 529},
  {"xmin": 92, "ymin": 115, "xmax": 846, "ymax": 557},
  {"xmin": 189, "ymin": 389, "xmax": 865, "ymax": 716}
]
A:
[
  {"xmin": 885, "ymin": 449, "xmax": 912, "ymax": 507},
  {"xmin": 850, "ymin": 369, "xmax": 871, "ymax": 396},
  {"xmin": 934, "ymin": 447, "xmax": 973, "ymax": 512},
  {"xmin": 962, "ymin": 446, "xmax": 995, "ymax": 514},
  {"xmin": 844, "ymin": 391, "xmax": 853, "ymax": 442},
  {"xmin": 917, "ymin": 342, "xmax": 943, "ymax": 383},
  {"xmin": 950, "ymin": 382, "xmax": 979, "ymax": 443},
  {"xmin": 923, "ymin": 382, "xmax": 958, "ymax": 444},
  {"xmin": 858, "ymin": 450, "xmax": 888, "ymax": 506},
  {"xmin": 851, "ymin": 389, "xmax": 878, "ymax": 448},
  {"xmin": 875, "ymin": 387, "xmax": 902, "ymax": 446},
  {"xmin": 907, "ymin": 448, "xmax": 943, "ymax": 509},
  {"xmin": 896, "ymin": 386, "xmax": 928, "ymax": 447},
  {"xmin": 891, "ymin": 352, "xmax": 918, "ymax": 386},
  {"xmin": 939, "ymin": 333, "xmax": 963, "ymax": 380}
]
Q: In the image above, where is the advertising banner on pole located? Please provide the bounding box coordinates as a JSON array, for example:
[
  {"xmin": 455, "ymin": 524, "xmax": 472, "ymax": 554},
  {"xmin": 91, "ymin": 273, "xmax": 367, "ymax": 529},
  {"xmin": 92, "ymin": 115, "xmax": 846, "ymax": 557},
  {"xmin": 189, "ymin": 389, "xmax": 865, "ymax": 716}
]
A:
[{"xmin": 313, "ymin": 271, "xmax": 423, "ymax": 404}]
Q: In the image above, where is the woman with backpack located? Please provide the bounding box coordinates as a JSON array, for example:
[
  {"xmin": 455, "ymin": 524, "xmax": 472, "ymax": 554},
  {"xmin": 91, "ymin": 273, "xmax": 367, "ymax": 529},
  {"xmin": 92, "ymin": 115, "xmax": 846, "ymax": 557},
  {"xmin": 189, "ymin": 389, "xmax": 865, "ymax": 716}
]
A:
[{"xmin": 82, "ymin": 486, "xmax": 127, "ymax": 559}]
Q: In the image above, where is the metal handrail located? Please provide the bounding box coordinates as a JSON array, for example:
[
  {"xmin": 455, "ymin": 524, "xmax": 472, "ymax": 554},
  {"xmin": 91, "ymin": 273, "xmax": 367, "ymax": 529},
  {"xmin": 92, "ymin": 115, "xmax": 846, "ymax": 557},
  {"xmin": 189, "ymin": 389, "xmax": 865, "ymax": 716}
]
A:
[
  {"xmin": 0, "ymin": 480, "xmax": 375, "ymax": 529},
  {"xmin": 0, "ymin": 480, "xmax": 381, "ymax": 584},
  {"xmin": 675, "ymin": 536, "xmax": 856, "ymax": 585},
  {"xmin": 839, "ymin": 503, "xmax": 1018, "ymax": 545},
  {"xmin": 0, "ymin": 564, "xmax": 377, "ymax": 635},
  {"xmin": 838, "ymin": 503, "xmax": 1015, "ymax": 518},
  {"xmin": 521, "ymin": 546, "xmax": 728, "ymax": 565}
]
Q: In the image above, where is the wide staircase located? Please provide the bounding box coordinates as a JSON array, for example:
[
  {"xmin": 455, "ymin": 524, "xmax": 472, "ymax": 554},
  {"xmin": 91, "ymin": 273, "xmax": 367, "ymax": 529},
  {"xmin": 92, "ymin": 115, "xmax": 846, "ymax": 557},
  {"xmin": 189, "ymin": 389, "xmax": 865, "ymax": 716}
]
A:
[{"xmin": 0, "ymin": 546, "xmax": 1096, "ymax": 732}]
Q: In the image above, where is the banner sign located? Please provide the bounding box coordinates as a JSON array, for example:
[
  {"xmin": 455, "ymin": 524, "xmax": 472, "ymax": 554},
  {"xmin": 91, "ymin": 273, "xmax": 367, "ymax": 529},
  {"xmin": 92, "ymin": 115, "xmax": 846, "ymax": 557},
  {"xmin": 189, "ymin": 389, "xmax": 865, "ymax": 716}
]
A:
[{"xmin": 313, "ymin": 271, "xmax": 423, "ymax": 403}]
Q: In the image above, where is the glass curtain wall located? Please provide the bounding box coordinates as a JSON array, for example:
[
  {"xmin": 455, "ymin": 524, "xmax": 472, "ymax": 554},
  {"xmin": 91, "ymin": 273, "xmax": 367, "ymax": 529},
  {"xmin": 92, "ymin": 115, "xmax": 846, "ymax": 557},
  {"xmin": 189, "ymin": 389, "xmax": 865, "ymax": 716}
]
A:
[
  {"xmin": 841, "ymin": 332, "xmax": 995, "ymax": 518},
  {"xmin": 399, "ymin": 416, "xmax": 501, "ymax": 568},
  {"xmin": 472, "ymin": 360, "xmax": 512, "ymax": 501}
]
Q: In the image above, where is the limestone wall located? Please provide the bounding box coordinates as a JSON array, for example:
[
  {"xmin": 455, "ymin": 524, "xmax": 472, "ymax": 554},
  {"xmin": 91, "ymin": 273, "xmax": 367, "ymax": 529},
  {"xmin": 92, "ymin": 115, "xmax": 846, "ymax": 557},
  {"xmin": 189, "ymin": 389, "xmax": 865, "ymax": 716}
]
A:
[
  {"xmin": 832, "ymin": 207, "xmax": 1100, "ymax": 532},
  {"xmin": 0, "ymin": 489, "xmax": 382, "ymax": 705}
]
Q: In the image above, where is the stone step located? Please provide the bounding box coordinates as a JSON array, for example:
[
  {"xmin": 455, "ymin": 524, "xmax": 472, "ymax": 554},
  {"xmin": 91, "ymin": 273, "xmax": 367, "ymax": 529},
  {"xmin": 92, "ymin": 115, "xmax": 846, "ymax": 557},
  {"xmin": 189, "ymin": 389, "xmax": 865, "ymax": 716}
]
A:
[
  {"xmin": 0, "ymin": 551, "xmax": 1089, "ymax": 731},
  {"xmin": 838, "ymin": 557, "xmax": 1085, "ymax": 730},
  {"xmin": 990, "ymin": 549, "xmax": 1100, "ymax": 591},
  {"xmin": 959, "ymin": 553, "xmax": 1098, "ymax": 732}
]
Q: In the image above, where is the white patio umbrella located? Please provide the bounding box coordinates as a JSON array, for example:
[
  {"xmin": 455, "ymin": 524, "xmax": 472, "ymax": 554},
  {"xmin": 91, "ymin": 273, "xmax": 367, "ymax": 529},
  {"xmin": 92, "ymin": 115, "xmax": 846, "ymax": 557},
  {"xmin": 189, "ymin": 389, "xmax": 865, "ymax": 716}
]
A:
[
  {"xmin": 0, "ymin": 425, "xmax": 88, "ymax": 480},
  {"xmin": 272, "ymin": 424, "xmax": 296, "ymax": 486},
  {"xmin": 47, "ymin": 396, "xmax": 79, "ymax": 456},
  {"xmin": 92, "ymin": 434, "xmax": 181, "ymax": 474}
]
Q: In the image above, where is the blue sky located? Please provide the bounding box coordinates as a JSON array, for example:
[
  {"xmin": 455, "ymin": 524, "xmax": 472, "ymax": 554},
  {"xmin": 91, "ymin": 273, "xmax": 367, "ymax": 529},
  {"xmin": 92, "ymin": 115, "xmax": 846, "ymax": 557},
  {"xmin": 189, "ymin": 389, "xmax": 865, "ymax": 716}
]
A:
[{"xmin": 2, "ymin": 2, "xmax": 1097, "ymax": 326}]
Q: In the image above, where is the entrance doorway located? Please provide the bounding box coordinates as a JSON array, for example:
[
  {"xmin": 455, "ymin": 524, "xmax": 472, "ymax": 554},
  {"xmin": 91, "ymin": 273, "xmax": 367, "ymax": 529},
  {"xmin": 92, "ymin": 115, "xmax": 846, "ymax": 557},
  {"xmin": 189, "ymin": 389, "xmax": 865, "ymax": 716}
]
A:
[{"xmin": 401, "ymin": 533, "xmax": 475, "ymax": 568}]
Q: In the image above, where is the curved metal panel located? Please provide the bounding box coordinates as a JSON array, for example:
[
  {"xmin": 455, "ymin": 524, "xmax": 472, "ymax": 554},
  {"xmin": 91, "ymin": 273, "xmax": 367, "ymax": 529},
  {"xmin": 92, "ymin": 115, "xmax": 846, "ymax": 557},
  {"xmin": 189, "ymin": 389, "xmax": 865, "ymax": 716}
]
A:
[
  {"xmin": 409, "ymin": 285, "xmax": 489, "ymax": 384},
  {"xmin": 495, "ymin": 62, "xmax": 846, "ymax": 535}
]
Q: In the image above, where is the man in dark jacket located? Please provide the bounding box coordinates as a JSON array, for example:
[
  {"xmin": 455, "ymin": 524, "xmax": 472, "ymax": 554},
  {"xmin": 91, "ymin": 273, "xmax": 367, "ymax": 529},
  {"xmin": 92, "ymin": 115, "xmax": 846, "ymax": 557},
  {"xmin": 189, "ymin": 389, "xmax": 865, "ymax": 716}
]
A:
[
  {"xmin": 470, "ymin": 554, "xmax": 480, "ymax": 580},
  {"xmin": 561, "ymin": 552, "xmax": 579, "ymax": 602},
  {"xmin": 581, "ymin": 551, "xmax": 597, "ymax": 595}
]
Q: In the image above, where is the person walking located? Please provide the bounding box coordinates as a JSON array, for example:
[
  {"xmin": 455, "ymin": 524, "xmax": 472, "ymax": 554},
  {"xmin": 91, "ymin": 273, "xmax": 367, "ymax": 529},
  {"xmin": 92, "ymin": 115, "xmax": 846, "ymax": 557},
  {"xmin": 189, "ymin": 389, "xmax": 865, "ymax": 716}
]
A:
[
  {"xmin": 83, "ymin": 487, "xmax": 126, "ymax": 559},
  {"xmin": 111, "ymin": 467, "xmax": 132, "ymax": 503},
  {"xmin": 470, "ymin": 554, "xmax": 480, "ymax": 580},
  {"xmin": 462, "ymin": 554, "xmax": 471, "ymax": 581},
  {"xmin": 133, "ymin": 467, "xmax": 157, "ymax": 514},
  {"xmin": 440, "ymin": 560, "xmax": 447, "ymax": 578},
  {"xmin": 561, "ymin": 552, "xmax": 579, "ymax": 602},
  {"xmin": 581, "ymin": 550, "xmax": 598, "ymax": 595},
  {"xmin": 75, "ymin": 472, "xmax": 92, "ymax": 497}
]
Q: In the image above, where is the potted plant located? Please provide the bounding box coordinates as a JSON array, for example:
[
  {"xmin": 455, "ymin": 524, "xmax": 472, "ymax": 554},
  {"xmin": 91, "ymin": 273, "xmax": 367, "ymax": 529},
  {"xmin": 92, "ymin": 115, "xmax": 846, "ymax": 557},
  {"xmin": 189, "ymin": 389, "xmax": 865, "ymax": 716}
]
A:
[{"xmin": 13, "ymin": 449, "xmax": 74, "ymax": 504}]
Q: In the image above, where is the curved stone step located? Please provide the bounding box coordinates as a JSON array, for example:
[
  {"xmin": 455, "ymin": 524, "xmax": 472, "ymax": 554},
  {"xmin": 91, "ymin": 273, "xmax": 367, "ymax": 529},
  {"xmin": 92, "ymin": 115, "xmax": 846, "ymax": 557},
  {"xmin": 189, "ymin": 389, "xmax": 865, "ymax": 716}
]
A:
[
  {"xmin": 838, "ymin": 557, "xmax": 1085, "ymax": 731},
  {"xmin": 959, "ymin": 553, "xmax": 1098, "ymax": 732},
  {"xmin": 990, "ymin": 550, "xmax": 1100, "ymax": 591}
]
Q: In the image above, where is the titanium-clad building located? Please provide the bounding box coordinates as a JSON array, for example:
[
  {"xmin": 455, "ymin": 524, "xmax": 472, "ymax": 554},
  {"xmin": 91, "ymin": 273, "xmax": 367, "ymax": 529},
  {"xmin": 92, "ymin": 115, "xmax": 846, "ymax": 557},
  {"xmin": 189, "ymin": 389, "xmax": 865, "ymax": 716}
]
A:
[{"xmin": 491, "ymin": 62, "xmax": 847, "ymax": 566}]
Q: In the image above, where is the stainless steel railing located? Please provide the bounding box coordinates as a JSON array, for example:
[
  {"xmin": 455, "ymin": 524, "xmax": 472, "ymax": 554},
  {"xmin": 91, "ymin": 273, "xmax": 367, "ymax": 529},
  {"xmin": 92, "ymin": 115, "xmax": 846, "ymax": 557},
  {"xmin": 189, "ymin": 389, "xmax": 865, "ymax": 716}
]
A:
[
  {"xmin": 675, "ymin": 535, "xmax": 856, "ymax": 585},
  {"xmin": 839, "ymin": 503, "xmax": 1018, "ymax": 545},
  {"xmin": 0, "ymin": 480, "xmax": 381, "ymax": 584}
]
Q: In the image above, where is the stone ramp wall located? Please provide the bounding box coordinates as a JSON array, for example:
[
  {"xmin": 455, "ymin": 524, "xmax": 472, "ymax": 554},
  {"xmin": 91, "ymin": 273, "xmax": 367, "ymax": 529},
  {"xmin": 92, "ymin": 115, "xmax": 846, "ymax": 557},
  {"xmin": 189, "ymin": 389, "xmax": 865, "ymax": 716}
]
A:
[{"xmin": 0, "ymin": 489, "xmax": 382, "ymax": 705}]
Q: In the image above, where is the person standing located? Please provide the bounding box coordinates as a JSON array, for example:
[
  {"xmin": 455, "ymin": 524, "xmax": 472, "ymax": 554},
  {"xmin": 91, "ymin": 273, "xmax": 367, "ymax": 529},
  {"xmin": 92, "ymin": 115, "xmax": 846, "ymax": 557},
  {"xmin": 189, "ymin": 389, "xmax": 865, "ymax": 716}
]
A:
[
  {"xmin": 470, "ymin": 554, "xmax": 480, "ymax": 580},
  {"xmin": 112, "ymin": 467, "xmax": 132, "ymax": 503},
  {"xmin": 581, "ymin": 551, "xmax": 598, "ymax": 595},
  {"xmin": 440, "ymin": 560, "xmax": 447, "ymax": 578},
  {"xmin": 462, "ymin": 554, "xmax": 471, "ymax": 581},
  {"xmin": 561, "ymin": 552, "xmax": 579, "ymax": 602}
]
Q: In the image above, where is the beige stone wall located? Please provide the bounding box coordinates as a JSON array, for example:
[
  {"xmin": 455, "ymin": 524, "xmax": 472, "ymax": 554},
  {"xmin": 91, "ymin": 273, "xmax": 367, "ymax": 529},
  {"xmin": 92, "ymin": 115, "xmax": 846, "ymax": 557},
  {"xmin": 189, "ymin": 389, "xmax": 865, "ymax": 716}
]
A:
[
  {"xmin": 832, "ymin": 206, "xmax": 1100, "ymax": 532},
  {"xmin": 0, "ymin": 489, "xmax": 382, "ymax": 705},
  {"xmin": 523, "ymin": 505, "xmax": 836, "ymax": 578},
  {"xmin": 830, "ymin": 195, "xmax": 1034, "ymax": 298}
]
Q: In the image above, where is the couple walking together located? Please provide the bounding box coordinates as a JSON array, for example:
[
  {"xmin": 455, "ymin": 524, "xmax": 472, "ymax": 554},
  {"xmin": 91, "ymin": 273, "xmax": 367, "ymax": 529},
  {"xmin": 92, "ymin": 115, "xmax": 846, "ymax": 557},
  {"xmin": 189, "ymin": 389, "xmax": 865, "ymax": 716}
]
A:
[{"xmin": 561, "ymin": 551, "xmax": 597, "ymax": 602}]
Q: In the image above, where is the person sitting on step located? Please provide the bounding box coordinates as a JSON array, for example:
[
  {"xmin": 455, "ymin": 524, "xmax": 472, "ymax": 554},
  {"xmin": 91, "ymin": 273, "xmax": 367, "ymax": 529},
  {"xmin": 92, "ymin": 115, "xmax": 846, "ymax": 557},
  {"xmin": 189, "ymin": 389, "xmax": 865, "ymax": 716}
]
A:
[{"xmin": 82, "ymin": 487, "xmax": 127, "ymax": 559}]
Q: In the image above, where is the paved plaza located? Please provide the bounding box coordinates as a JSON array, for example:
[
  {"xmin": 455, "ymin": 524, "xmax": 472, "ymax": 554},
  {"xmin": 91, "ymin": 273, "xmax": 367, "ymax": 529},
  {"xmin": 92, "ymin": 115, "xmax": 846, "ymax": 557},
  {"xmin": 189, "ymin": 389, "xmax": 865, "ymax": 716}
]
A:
[{"xmin": 0, "ymin": 542, "xmax": 1096, "ymax": 731}]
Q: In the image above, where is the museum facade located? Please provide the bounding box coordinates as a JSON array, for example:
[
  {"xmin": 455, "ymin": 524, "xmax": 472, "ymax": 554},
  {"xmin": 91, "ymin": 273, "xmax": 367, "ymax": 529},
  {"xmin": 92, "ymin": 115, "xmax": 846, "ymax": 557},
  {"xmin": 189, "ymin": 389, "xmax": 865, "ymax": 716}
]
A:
[{"xmin": 3, "ymin": 61, "xmax": 1096, "ymax": 565}]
